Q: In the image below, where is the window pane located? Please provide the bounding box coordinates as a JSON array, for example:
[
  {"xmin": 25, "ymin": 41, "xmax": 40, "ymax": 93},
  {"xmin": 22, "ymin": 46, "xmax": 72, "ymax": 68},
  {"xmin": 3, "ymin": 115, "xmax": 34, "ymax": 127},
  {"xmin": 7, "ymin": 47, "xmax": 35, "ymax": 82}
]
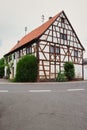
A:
[
  {"xmin": 56, "ymin": 47, "xmax": 60, "ymax": 54},
  {"xmin": 60, "ymin": 33, "xmax": 67, "ymax": 40},
  {"xmin": 27, "ymin": 47, "xmax": 32, "ymax": 54},
  {"xmin": 50, "ymin": 46, "xmax": 54, "ymax": 53},
  {"xmin": 74, "ymin": 50, "xmax": 78, "ymax": 57}
]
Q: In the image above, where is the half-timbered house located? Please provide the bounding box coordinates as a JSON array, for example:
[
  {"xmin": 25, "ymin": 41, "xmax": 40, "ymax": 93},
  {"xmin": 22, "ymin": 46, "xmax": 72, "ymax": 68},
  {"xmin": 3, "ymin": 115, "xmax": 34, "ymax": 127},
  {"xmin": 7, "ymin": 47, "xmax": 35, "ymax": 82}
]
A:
[{"xmin": 4, "ymin": 11, "xmax": 85, "ymax": 81}]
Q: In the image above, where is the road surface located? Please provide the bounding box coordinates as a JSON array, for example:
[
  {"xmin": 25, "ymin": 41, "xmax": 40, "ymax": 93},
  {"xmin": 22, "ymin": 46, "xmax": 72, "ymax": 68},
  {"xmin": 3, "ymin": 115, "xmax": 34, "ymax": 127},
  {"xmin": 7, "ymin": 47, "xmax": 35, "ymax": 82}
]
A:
[{"xmin": 0, "ymin": 81, "xmax": 87, "ymax": 130}]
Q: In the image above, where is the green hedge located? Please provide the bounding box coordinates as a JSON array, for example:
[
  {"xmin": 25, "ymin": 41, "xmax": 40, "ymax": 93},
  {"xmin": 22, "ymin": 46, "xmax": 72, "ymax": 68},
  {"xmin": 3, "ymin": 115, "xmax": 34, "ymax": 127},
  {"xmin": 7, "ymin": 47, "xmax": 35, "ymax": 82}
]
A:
[
  {"xmin": 0, "ymin": 58, "xmax": 4, "ymax": 78},
  {"xmin": 64, "ymin": 62, "xmax": 75, "ymax": 80},
  {"xmin": 15, "ymin": 55, "xmax": 38, "ymax": 82}
]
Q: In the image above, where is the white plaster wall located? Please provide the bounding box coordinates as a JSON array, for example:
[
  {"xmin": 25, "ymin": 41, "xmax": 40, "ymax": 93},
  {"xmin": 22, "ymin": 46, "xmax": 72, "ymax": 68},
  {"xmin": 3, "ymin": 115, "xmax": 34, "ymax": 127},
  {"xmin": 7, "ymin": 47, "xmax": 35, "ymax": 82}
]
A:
[
  {"xmin": 74, "ymin": 64, "xmax": 82, "ymax": 78},
  {"xmin": 84, "ymin": 65, "xmax": 87, "ymax": 80},
  {"xmin": 14, "ymin": 59, "xmax": 17, "ymax": 77},
  {"xmin": 4, "ymin": 66, "xmax": 8, "ymax": 77}
]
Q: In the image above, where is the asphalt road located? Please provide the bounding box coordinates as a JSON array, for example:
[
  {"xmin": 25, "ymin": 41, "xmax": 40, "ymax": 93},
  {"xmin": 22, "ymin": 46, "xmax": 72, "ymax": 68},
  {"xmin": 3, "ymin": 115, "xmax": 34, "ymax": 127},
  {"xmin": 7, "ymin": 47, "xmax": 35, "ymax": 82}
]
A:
[{"xmin": 0, "ymin": 81, "xmax": 87, "ymax": 130}]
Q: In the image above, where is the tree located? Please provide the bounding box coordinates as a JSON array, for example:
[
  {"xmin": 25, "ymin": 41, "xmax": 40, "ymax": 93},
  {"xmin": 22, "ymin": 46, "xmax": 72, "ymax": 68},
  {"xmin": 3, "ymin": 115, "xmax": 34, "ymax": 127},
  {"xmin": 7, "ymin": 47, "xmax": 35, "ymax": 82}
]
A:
[
  {"xmin": 64, "ymin": 62, "xmax": 75, "ymax": 80},
  {"xmin": 0, "ymin": 58, "xmax": 4, "ymax": 78},
  {"xmin": 15, "ymin": 55, "xmax": 38, "ymax": 82}
]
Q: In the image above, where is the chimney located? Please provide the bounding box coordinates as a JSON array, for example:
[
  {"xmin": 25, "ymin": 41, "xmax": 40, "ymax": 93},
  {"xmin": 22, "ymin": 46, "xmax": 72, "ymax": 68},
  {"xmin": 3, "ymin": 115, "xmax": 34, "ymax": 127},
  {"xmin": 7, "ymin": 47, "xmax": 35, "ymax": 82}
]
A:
[
  {"xmin": 49, "ymin": 16, "xmax": 52, "ymax": 19},
  {"xmin": 17, "ymin": 40, "xmax": 20, "ymax": 43}
]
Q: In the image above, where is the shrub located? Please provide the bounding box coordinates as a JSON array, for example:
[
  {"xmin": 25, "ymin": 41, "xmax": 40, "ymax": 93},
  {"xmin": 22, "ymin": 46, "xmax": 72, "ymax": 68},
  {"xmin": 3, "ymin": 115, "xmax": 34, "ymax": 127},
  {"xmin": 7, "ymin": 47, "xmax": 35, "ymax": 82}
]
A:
[
  {"xmin": 0, "ymin": 58, "xmax": 4, "ymax": 78},
  {"xmin": 64, "ymin": 62, "xmax": 75, "ymax": 80},
  {"xmin": 15, "ymin": 55, "xmax": 38, "ymax": 82},
  {"xmin": 6, "ymin": 65, "xmax": 11, "ymax": 79},
  {"xmin": 56, "ymin": 71, "xmax": 67, "ymax": 82}
]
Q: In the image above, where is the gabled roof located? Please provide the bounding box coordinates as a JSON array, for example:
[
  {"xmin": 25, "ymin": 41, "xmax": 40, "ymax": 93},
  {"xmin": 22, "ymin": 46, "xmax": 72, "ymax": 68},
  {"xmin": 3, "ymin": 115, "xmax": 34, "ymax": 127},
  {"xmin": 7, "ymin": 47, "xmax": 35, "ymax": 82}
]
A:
[
  {"xmin": 6, "ymin": 11, "xmax": 61, "ymax": 55},
  {"xmin": 5, "ymin": 11, "xmax": 85, "ymax": 56}
]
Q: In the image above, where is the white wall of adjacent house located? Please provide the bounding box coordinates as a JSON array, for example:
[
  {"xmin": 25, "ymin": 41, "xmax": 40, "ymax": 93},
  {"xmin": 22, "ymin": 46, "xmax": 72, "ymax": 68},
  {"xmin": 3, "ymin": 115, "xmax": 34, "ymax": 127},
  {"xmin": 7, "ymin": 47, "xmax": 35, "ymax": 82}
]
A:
[
  {"xmin": 84, "ymin": 65, "xmax": 87, "ymax": 80},
  {"xmin": 74, "ymin": 64, "xmax": 82, "ymax": 79}
]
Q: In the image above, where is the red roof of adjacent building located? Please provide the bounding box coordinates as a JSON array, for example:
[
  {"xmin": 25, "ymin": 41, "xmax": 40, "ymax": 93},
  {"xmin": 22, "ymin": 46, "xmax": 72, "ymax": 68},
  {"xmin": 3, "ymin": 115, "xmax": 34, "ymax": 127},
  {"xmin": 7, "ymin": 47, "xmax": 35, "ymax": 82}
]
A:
[{"xmin": 9, "ymin": 12, "xmax": 61, "ymax": 54}]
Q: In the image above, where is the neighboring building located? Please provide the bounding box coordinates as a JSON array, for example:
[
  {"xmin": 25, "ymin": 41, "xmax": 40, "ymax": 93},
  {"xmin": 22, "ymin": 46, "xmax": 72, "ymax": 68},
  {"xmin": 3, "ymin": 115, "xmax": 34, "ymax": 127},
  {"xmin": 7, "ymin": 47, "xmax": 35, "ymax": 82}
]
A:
[
  {"xmin": 4, "ymin": 11, "xmax": 85, "ymax": 81},
  {"xmin": 83, "ymin": 58, "xmax": 87, "ymax": 80}
]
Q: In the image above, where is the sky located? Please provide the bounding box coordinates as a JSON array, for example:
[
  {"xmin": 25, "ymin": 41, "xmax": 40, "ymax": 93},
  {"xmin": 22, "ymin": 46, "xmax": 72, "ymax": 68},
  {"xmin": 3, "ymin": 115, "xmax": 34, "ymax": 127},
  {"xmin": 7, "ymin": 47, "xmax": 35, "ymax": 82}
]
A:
[{"xmin": 0, "ymin": 0, "xmax": 87, "ymax": 58}]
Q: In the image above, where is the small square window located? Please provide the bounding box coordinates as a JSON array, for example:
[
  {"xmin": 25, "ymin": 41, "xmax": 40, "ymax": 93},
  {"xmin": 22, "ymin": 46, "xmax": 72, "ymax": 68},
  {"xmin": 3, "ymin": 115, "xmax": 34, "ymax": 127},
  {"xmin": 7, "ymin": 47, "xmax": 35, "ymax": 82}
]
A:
[{"xmin": 60, "ymin": 33, "xmax": 67, "ymax": 40}]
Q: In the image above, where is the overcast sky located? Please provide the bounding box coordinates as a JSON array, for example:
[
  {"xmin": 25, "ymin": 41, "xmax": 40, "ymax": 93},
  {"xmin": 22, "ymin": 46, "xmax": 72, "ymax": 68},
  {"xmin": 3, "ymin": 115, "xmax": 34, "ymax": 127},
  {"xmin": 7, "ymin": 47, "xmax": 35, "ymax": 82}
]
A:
[{"xmin": 0, "ymin": 0, "xmax": 87, "ymax": 58}]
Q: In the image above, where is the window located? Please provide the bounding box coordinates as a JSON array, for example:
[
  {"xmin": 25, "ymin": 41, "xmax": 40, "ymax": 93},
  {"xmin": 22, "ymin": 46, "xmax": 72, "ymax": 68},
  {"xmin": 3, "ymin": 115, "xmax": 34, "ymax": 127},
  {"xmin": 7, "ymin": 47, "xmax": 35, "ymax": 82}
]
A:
[
  {"xmin": 60, "ymin": 33, "xmax": 67, "ymax": 40},
  {"xmin": 26, "ymin": 46, "xmax": 32, "ymax": 54},
  {"xmin": 50, "ymin": 45, "xmax": 60, "ymax": 54},
  {"xmin": 50, "ymin": 46, "xmax": 54, "ymax": 53},
  {"xmin": 56, "ymin": 47, "xmax": 60, "ymax": 54},
  {"xmin": 17, "ymin": 51, "xmax": 20, "ymax": 58},
  {"xmin": 74, "ymin": 50, "xmax": 78, "ymax": 57},
  {"xmin": 22, "ymin": 48, "xmax": 26, "ymax": 55}
]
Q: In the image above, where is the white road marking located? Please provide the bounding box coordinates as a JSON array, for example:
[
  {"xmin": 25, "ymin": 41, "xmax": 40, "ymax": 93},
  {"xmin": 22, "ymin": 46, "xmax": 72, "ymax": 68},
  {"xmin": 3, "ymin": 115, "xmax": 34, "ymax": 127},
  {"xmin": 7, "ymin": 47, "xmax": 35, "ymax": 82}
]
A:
[
  {"xmin": 0, "ymin": 90, "xmax": 8, "ymax": 92},
  {"xmin": 67, "ymin": 89, "xmax": 85, "ymax": 92},
  {"xmin": 29, "ymin": 90, "xmax": 52, "ymax": 93}
]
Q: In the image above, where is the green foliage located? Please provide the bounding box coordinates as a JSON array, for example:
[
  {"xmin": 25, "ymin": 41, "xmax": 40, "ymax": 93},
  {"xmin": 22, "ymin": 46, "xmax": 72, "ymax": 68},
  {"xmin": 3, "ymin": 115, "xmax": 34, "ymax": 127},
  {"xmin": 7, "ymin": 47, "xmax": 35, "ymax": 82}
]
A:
[
  {"xmin": 56, "ymin": 71, "xmax": 67, "ymax": 82},
  {"xmin": 64, "ymin": 62, "xmax": 75, "ymax": 80},
  {"xmin": 0, "ymin": 58, "xmax": 4, "ymax": 78},
  {"xmin": 6, "ymin": 65, "xmax": 11, "ymax": 79},
  {"xmin": 15, "ymin": 55, "xmax": 38, "ymax": 82}
]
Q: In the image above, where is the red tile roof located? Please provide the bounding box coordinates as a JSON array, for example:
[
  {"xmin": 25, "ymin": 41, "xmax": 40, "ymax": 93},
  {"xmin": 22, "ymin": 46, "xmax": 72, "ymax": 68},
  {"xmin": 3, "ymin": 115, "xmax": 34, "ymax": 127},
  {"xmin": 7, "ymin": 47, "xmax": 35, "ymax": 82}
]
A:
[{"xmin": 10, "ymin": 12, "xmax": 61, "ymax": 53}]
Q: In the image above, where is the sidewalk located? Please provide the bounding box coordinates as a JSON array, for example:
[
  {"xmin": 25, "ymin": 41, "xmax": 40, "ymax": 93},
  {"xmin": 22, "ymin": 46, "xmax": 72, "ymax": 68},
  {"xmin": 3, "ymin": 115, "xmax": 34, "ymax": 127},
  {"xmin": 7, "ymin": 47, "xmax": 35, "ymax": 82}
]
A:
[
  {"xmin": 0, "ymin": 78, "xmax": 87, "ymax": 84},
  {"xmin": 0, "ymin": 78, "xmax": 9, "ymax": 83}
]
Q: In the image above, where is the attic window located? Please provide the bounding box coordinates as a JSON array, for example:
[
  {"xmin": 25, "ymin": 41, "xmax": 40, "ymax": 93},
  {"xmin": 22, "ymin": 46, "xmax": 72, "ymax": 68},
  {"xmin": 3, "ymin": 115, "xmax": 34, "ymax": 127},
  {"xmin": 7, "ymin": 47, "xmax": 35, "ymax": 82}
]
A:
[{"xmin": 60, "ymin": 33, "xmax": 67, "ymax": 40}]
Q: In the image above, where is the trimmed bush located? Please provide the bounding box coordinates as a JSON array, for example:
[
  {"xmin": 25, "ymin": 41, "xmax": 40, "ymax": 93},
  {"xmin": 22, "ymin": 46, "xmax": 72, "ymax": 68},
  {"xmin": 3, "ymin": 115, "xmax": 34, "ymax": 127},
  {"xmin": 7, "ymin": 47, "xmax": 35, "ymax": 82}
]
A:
[
  {"xmin": 0, "ymin": 58, "xmax": 4, "ymax": 78},
  {"xmin": 64, "ymin": 62, "xmax": 75, "ymax": 80},
  {"xmin": 56, "ymin": 71, "xmax": 67, "ymax": 82},
  {"xmin": 15, "ymin": 55, "xmax": 38, "ymax": 82}
]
